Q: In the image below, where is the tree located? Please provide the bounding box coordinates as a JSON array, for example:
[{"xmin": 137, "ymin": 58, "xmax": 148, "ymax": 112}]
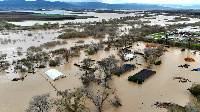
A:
[
  {"xmin": 154, "ymin": 44, "xmax": 164, "ymax": 58},
  {"xmin": 83, "ymin": 88, "xmax": 113, "ymax": 112},
  {"xmin": 144, "ymin": 44, "xmax": 164, "ymax": 68},
  {"xmin": 110, "ymin": 95, "xmax": 122, "ymax": 108},
  {"xmin": 62, "ymin": 49, "xmax": 70, "ymax": 62},
  {"xmin": 144, "ymin": 47, "xmax": 156, "ymax": 62},
  {"xmin": 81, "ymin": 58, "xmax": 94, "ymax": 70},
  {"xmin": 26, "ymin": 93, "xmax": 53, "ymax": 112},
  {"xmin": 98, "ymin": 55, "xmax": 119, "ymax": 88},
  {"xmin": 54, "ymin": 88, "xmax": 88, "ymax": 112},
  {"xmin": 188, "ymin": 83, "xmax": 200, "ymax": 97}
]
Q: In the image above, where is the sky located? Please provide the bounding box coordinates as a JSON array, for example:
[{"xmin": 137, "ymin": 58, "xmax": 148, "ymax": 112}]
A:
[{"xmin": 17, "ymin": 0, "xmax": 200, "ymax": 4}]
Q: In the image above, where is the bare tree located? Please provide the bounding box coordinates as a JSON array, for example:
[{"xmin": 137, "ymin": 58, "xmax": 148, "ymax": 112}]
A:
[
  {"xmin": 144, "ymin": 44, "xmax": 164, "ymax": 69},
  {"xmin": 54, "ymin": 88, "xmax": 88, "ymax": 112},
  {"xmin": 26, "ymin": 93, "xmax": 53, "ymax": 112},
  {"xmin": 98, "ymin": 55, "xmax": 119, "ymax": 88},
  {"xmin": 81, "ymin": 58, "xmax": 94, "ymax": 70},
  {"xmin": 110, "ymin": 95, "xmax": 122, "ymax": 108},
  {"xmin": 83, "ymin": 88, "xmax": 113, "ymax": 112},
  {"xmin": 63, "ymin": 49, "xmax": 70, "ymax": 62},
  {"xmin": 154, "ymin": 44, "xmax": 164, "ymax": 58},
  {"xmin": 144, "ymin": 47, "xmax": 156, "ymax": 62}
]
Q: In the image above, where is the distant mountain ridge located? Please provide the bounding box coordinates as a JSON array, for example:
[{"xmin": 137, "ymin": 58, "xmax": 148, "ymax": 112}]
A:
[{"xmin": 0, "ymin": 1, "xmax": 170, "ymax": 10}]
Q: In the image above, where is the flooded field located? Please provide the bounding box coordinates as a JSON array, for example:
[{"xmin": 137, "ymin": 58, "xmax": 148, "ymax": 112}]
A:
[
  {"xmin": 1, "ymin": 40, "xmax": 200, "ymax": 112},
  {"xmin": 9, "ymin": 12, "xmax": 135, "ymax": 26},
  {"xmin": 1, "ymin": 11, "xmax": 200, "ymax": 112}
]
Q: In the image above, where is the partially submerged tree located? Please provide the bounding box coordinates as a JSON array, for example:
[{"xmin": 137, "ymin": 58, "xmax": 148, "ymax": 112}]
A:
[
  {"xmin": 98, "ymin": 55, "xmax": 119, "ymax": 87},
  {"xmin": 143, "ymin": 44, "xmax": 165, "ymax": 69},
  {"xmin": 54, "ymin": 88, "xmax": 88, "ymax": 112},
  {"xmin": 110, "ymin": 95, "xmax": 122, "ymax": 108},
  {"xmin": 26, "ymin": 93, "xmax": 53, "ymax": 112},
  {"xmin": 83, "ymin": 88, "xmax": 113, "ymax": 112},
  {"xmin": 81, "ymin": 57, "xmax": 94, "ymax": 70}
]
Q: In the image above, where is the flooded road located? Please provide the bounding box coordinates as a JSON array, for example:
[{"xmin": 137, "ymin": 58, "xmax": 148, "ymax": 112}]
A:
[{"xmin": 0, "ymin": 40, "xmax": 200, "ymax": 112}]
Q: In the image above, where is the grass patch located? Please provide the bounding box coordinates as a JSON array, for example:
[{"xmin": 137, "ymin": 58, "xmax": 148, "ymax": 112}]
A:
[
  {"xmin": 149, "ymin": 32, "xmax": 164, "ymax": 39},
  {"xmin": 193, "ymin": 43, "xmax": 200, "ymax": 46},
  {"xmin": 1, "ymin": 21, "xmax": 20, "ymax": 27}
]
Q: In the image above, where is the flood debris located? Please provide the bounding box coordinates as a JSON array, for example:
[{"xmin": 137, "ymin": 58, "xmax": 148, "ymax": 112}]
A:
[
  {"xmin": 178, "ymin": 64, "xmax": 190, "ymax": 68},
  {"xmin": 191, "ymin": 68, "xmax": 200, "ymax": 71},
  {"xmin": 184, "ymin": 57, "xmax": 195, "ymax": 62},
  {"xmin": 11, "ymin": 75, "xmax": 27, "ymax": 81},
  {"xmin": 173, "ymin": 77, "xmax": 191, "ymax": 83},
  {"xmin": 181, "ymin": 48, "xmax": 185, "ymax": 51},
  {"xmin": 154, "ymin": 102, "xmax": 184, "ymax": 109}
]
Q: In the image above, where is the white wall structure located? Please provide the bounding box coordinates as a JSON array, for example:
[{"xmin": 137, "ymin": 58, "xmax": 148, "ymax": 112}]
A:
[{"xmin": 45, "ymin": 69, "xmax": 65, "ymax": 81}]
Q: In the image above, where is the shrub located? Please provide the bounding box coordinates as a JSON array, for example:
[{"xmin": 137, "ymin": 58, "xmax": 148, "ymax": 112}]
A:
[
  {"xmin": 188, "ymin": 83, "xmax": 200, "ymax": 96},
  {"xmin": 114, "ymin": 72, "xmax": 121, "ymax": 76},
  {"xmin": 132, "ymin": 77, "xmax": 138, "ymax": 82},
  {"xmin": 128, "ymin": 76, "xmax": 133, "ymax": 81},
  {"xmin": 155, "ymin": 60, "xmax": 162, "ymax": 65},
  {"xmin": 88, "ymin": 50, "xmax": 95, "ymax": 55},
  {"xmin": 28, "ymin": 33, "xmax": 33, "ymax": 36},
  {"xmin": 138, "ymin": 79, "xmax": 143, "ymax": 84},
  {"xmin": 49, "ymin": 60, "xmax": 58, "ymax": 67},
  {"xmin": 81, "ymin": 77, "xmax": 91, "ymax": 87}
]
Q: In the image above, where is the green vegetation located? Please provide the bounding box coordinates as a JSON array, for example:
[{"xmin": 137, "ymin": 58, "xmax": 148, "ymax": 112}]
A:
[
  {"xmin": 26, "ymin": 22, "xmax": 59, "ymax": 30},
  {"xmin": 1, "ymin": 21, "xmax": 20, "ymax": 27},
  {"xmin": 128, "ymin": 76, "xmax": 143, "ymax": 84},
  {"xmin": 149, "ymin": 32, "xmax": 165, "ymax": 39},
  {"xmin": 155, "ymin": 60, "xmax": 162, "ymax": 65},
  {"xmin": 114, "ymin": 72, "xmax": 121, "ymax": 76},
  {"xmin": 49, "ymin": 60, "xmax": 59, "ymax": 67},
  {"xmin": 193, "ymin": 43, "xmax": 200, "ymax": 46},
  {"xmin": 188, "ymin": 83, "xmax": 200, "ymax": 97},
  {"xmin": 51, "ymin": 48, "xmax": 68, "ymax": 55},
  {"xmin": 87, "ymin": 50, "xmax": 95, "ymax": 55}
]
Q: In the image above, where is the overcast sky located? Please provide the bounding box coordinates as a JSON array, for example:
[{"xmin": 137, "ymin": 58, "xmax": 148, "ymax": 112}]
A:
[{"xmin": 25, "ymin": 0, "xmax": 200, "ymax": 4}]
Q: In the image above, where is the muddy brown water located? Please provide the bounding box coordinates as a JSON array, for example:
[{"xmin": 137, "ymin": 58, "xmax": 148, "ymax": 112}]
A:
[{"xmin": 1, "ymin": 40, "xmax": 200, "ymax": 112}]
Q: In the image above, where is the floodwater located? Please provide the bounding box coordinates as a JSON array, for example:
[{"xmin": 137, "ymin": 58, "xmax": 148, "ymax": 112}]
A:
[
  {"xmin": 1, "ymin": 12, "xmax": 200, "ymax": 112},
  {"xmin": 9, "ymin": 12, "xmax": 135, "ymax": 26},
  {"xmin": 1, "ymin": 40, "xmax": 200, "ymax": 112},
  {"xmin": 140, "ymin": 15, "xmax": 200, "ymax": 26}
]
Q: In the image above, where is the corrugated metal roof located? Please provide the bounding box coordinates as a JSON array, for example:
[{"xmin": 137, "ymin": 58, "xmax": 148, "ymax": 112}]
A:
[{"xmin": 45, "ymin": 69, "xmax": 64, "ymax": 81}]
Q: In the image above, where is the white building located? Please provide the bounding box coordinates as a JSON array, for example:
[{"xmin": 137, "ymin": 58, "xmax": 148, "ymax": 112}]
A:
[{"xmin": 45, "ymin": 69, "xmax": 65, "ymax": 81}]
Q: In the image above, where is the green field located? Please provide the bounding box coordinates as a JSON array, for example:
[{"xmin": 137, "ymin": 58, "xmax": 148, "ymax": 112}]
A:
[
  {"xmin": 193, "ymin": 43, "xmax": 200, "ymax": 46},
  {"xmin": 150, "ymin": 32, "xmax": 165, "ymax": 39}
]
